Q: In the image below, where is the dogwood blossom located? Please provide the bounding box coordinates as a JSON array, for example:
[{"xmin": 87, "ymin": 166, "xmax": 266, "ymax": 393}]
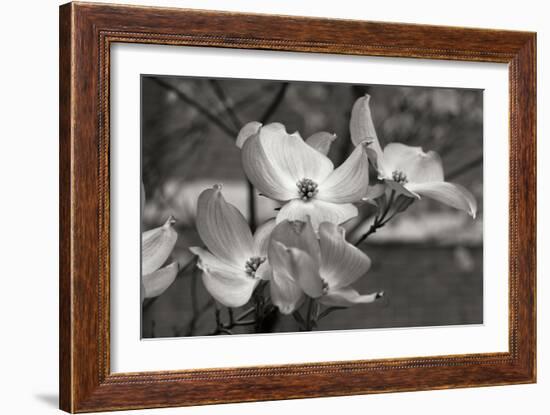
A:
[
  {"xmin": 141, "ymin": 182, "xmax": 179, "ymax": 302},
  {"xmin": 189, "ymin": 185, "xmax": 275, "ymax": 307},
  {"xmin": 350, "ymin": 95, "xmax": 477, "ymax": 218},
  {"xmin": 268, "ymin": 218, "xmax": 382, "ymax": 314},
  {"xmin": 238, "ymin": 122, "xmax": 371, "ymax": 230}
]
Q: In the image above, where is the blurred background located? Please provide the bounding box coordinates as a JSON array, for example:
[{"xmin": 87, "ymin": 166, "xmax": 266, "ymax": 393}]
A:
[{"xmin": 141, "ymin": 75, "xmax": 483, "ymax": 338}]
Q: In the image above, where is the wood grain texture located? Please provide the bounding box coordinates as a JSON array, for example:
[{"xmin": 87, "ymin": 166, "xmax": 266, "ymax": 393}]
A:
[{"xmin": 59, "ymin": 2, "xmax": 536, "ymax": 412}]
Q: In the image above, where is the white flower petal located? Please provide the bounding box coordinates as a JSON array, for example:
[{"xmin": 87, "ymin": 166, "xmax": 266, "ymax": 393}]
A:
[
  {"xmin": 407, "ymin": 152, "xmax": 445, "ymax": 183},
  {"xmin": 253, "ymin": 218, "xmax": 276, "ymax": 257},
  {"xmin": 236, "ymin": 121, "xmax": 262, "ymax": 148},
  {"xmin": 387, "ymin": 179, "xmax": 420, "ymax": 199},
  {"xmin": 285, "ymin": 246, "xmax": 325, "ymax": 299},
  {"xmin": 142, "ymin": 216, "xmax": 178, "ymax": 275},
  {"xmin": 255, "ymin": 261, "xmax": 272, "ymax": 281},
  {"xmin": 257, "ymin": 123, "xmax": 334, "ymax": 183},
  {"xmin": 350, "ymin": 94, "xmax": 384, "ymax": 159},
  {"xmin": 270, "ymin": 274, "xmax": 304, "ymax": 315},
  {"xmin": 268, "ymin": 241, "xmax": 305, "ymax": 314},
  {"xmin": 241, "ymin": 129, "xmax": 298, "ymax": 201},
  {"xmin": 190, "ymin": 247, "xmax": 257, "ymax": 308},
  {"xmin": 196, "ymin": 186, "xmax": 255, "ymax": 267},
  {"xmin": 362, "ymin": 183, "xmax": 386, "ymax": 202},
  {"xmin": 142, "ymin": 262, "xmax": 179, "ymax": 299},
  {"xmin": 365, "ymin": 145, "xmax": 384, "ymax": 177},
  {"xmin": 269, "ymin": 218, "xmax": 320, "ymax": 262},
  {"xmin": 320, "ymin": 287, "xmax": 381, "ymax": 307},
  {"xmin": 317, "ymin": 143, "xmax": 370, "ymax": 203},
  {"xmin": 277, "ymin": 199, "xmax": 358, "ymax": 230},
  {"xmin": 305, "ymin": 131, "xmax": 337, "ymax": 155},
  {"xmin": 248, "ymin": 219, "xmax": 277, "ymax": 281},
  {"xmin": 406, "ymin": 181, "xmax": 477, "ymax": 218},
  {"xmin": 383, "ymin": 143, "xmax": 444, "ymax": 182},
  {"xmin": 318, "ymin": 222, "xmax": 371, "ymax": 289}
]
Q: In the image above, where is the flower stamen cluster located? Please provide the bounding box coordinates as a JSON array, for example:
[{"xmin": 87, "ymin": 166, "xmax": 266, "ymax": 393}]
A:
[
  {"xmin": 296, "ymin": 178, "xmax": 319, "ymax": 201},
  {"xmin": 245, "ymin": 256, "xmax": 266, "ymax": 278},
  {"xmin": 392, "ymin": 170, "xmax": 408, "ymax": 184},
  {"xmin": 320, "ymin": 279, "xmax": 329, "ymax": 295}
]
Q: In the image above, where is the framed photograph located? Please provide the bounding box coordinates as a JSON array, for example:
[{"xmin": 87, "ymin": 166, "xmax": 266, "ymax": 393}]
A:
[{"xmin": 59, "ymin": 2, "xmax": 536, "ymax": 412}]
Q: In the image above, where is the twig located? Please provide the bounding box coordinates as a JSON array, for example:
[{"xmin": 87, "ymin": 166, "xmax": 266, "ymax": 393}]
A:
[
  {"xmin": 208, "ymin": 79, "xmax": 242, "ymax": 131},
  {"xmin": 209, "ymin": 306, "xmax": 258, "ymax": 335},
  {"xmin": 354, "ymin": 191, "xmax": 396, "ymax": 246},
  {"xmin": 235, "ymin": 306, "xmax": 256, "ymax": 321},
  {"xmin": 150, "ymin": 77, "xmax": 238, "ymax": 138},
  {"xmin": 446, "ymin": 154, "xmax": 483, "ymax": 180},
  {"xmin": 231, "ymin": 319, "xmax": 256, "ymax": 326},
  {"xmin": 260, "ymin": 83, "xmax": 289, "ymax": 123},
  {"xmin": 153, "ymin": 83, "xmax": 278, "ymax": 149}
]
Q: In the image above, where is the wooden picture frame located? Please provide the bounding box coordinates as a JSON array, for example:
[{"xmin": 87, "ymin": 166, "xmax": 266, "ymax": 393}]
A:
[{"xmin": 59, "ymin": 2, "xmax": 536, "ymax": 412}]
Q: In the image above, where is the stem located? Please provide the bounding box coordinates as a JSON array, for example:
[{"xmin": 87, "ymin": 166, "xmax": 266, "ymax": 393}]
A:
[
  {"xmin": 248, "ymin": 180, "xmax": 256, "ymax": 232},
  {"xmin": 235, "ymin": 306, "xmax": 256, "ymax": 322},
  {"xmin": 254, "ymin": 291, "xmax": 265, "ymax": 332},
  {"xmin": 354, "ymin": 191, "xmax": 396, "ymax": 246},
  {"xmin": 210, "ymin": 304, "xmax": 259, "ymax": 335},
  {"xmin": 232, "ymin": 319, "xmax": 256, "ymax": 326},
  {"xmin": 228, "ymin": 308, "xmax": 235, "ymax": 327},
  {"xmin": 354, "ymin": 219, "xmax": 380, "ymax": 246},
  {"xmin": 304, "ymin": 297, "xmax": 316, "ymax": 331},
  {"xmin": 214, "ymin": 305, "xmax": 222, "ymax": 332},
  {"xmin": 250, "ymin": 280, "xmax": 271, "ymax": 332}
]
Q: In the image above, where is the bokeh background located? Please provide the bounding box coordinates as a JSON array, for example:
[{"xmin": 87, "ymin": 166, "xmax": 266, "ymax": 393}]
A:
[{"xmin": 141, "ymin": 75, "xmax": 483, "ymax": 338}]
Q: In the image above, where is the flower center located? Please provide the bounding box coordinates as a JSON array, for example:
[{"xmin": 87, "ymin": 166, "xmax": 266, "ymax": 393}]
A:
[
  {"xmin": 392, "ymin": 170, "xmax": 408, "ymax": 184},
  {"xmin": 296, "ymin": 178, "xmax": 319, "ymax": 201},
  {"xmin": 245, "ymin": 256, "xmax": 266, "ymax": 278},
  {"xmin": 321, "ymin": 279, "xmax": 329, "ymax": 295}
]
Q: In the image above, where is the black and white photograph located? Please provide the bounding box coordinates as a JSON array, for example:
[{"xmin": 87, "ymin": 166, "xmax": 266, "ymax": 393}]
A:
[
  {"xmin": 3, "ymin": 0, "xmax": 545, "ymax": 413},
  {"xmin": 140, "ymin": 76, "xmax": 482, "ymax": 338}
]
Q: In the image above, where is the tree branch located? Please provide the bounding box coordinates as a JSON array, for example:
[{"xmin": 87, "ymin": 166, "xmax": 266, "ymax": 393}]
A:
[
  {"xmin": 208, "ymin": 79, "xmax": 242, "ymax": 131},
  {"xmin": 446, "ymin": 154, "xmax": 483, "ymax": 181},
  {"xmin": 150, "ymin": 77, "xmax": 238, "ymax": 138},
  {"xmin": 260, "ymin": 82, "xmax": 289, "ymax": 123}
]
